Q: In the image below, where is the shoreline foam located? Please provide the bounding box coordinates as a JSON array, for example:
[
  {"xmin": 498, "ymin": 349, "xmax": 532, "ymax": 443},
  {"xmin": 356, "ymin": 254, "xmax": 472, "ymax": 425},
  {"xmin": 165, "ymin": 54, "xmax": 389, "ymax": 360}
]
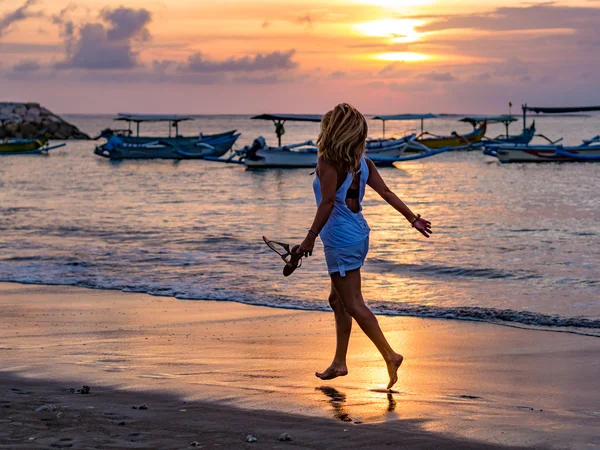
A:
[{"xmin": 1, "ymin": 277, "xmax": 598, "ymax": 337}]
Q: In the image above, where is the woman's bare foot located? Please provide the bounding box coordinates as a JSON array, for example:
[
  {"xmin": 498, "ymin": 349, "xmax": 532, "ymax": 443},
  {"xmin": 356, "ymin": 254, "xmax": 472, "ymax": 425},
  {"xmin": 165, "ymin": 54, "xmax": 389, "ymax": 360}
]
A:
[
  {"xmin": 386, "ymin": 354, "xmax": 404, "ymax": 390},
  {"xmin": 316, "ymin": 364, "xmax": 348, "ymax": 380}
]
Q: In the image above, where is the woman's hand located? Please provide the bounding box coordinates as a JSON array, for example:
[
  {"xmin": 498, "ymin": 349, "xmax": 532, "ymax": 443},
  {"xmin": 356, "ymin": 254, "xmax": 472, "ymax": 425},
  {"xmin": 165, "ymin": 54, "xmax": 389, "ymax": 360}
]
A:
[
  {"xmin": 296, "ymin": 234, "xmax": 316, "ymax": 257},
  {"xmin": 413, "ymin": 217, "xmax": 432, "ymax": 238}
]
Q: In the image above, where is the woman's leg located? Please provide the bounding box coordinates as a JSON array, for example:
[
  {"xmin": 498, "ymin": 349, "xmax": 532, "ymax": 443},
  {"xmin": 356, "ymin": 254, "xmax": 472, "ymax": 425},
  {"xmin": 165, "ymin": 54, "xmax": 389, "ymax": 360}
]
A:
[
  {"xmin": 331, "ymin": 269, "xmax": 403, "ymax": 389},
  {"xmin": 316, "ymin": 283, "xmax": 352, "ymax": 380}
]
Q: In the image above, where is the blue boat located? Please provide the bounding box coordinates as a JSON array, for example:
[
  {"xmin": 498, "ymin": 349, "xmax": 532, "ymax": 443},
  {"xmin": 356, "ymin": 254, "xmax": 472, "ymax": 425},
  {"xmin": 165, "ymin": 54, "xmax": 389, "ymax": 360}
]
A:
[{"xmin": 94, "ymin": 114, "xmax": 240, "ymax": 160}]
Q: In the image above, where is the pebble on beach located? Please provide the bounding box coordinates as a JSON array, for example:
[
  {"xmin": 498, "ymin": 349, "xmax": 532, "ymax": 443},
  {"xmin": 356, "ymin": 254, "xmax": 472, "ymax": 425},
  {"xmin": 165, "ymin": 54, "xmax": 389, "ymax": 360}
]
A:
[
  {"xmin": 278, "ymin": 432, "xmax": 293, "ymax": 441},
  {"xmin": 245, "ymin": 434, "xmax": 258, "ymax": 443},
  {"xmin": 34, "ymin": 404, "xmax": 58, "ymax": 412}
]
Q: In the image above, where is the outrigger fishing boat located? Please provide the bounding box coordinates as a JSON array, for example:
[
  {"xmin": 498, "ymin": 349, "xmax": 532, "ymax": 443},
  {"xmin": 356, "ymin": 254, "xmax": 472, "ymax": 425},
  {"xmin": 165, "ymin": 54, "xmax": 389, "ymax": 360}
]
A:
[
  {"xmin": 0, "ymin": 115, "xmax": 66, "ymax": 155},
  {"xmin": 94, "ymin": 114, "xmax": 240, "ymax": 160},
  {"xmin": 460, "ymin": 115, "xmax": 535, "ymax": 145},
  {"xmin": 207, "ymin": 114, "xmax": 411, "ymax": 168},
  {"xmin": 484, "ymin": 105, "xmax": 600, "ymax": 163},
  {"xmin": 373, "ymin": 114, "xmax": 486, "ymax": 153}
]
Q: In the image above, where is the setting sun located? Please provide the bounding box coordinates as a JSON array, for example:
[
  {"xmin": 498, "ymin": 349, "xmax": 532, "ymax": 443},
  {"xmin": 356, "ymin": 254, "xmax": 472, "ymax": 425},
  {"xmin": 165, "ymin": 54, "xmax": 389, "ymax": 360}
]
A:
[{"xmin": 355, "ymin": 0, "xmax": 433, "ymax": 8}]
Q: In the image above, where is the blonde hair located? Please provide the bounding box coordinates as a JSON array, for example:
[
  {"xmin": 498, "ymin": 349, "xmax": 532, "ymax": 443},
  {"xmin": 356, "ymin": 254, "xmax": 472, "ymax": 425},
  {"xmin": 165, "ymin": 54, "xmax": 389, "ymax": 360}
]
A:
[{"xmin": 317, "ymin": 103, "xmax": 367, "ymax": 173}]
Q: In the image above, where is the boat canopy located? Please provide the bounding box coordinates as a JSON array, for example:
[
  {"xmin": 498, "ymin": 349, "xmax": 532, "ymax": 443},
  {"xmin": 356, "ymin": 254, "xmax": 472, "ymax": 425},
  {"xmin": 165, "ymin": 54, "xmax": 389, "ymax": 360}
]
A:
[
  {"xmin": 460, "ymin": 115, "xmax": 516, "ymax": 126},
  {"xmin": 524, "ymin": 105, "xmax": 600, "ymax": 114},
  {"xmin": 115, "ymin": 114, "xmax": 195, "ymax": 123},
  {"xmin": 373, "ymin": 114, "xmax": 438, "ymax": 122},
  {"xmin": 251, "ymin": 114, "xmax": 323, "ymax": 122},
  {"xmin": 251, "ymin": 114, "xmax": 323, "ymax": 146},
  {"xmin": 114, "ymin": 114, "xmax": 195, "ymax": 139},
  {"xmin": 372, "ymin": 114, "xmax": 438, "ymax": 137}
]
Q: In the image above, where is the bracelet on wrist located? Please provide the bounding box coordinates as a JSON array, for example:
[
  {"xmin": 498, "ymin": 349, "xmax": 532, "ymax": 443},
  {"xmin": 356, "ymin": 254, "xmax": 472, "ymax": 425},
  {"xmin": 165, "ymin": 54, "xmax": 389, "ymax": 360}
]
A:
[
  {"xmin": 410, "ymin": 214, "xmax": 421, "ymax": 226},
  {"xmin": 308, "ymin": 229, "xmax": 319, "ymax": 238}
]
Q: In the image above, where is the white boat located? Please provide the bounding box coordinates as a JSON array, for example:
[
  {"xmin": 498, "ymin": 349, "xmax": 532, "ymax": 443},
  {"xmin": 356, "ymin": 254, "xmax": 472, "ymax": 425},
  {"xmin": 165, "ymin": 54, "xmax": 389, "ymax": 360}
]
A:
[
  {"xmin": 486, "ymin": 138, "xmax": 600, "ymax": 163},
  {"xmin": 243, "ymin": 138, "xmax": 318, "ymax": 168},
  {"xmin": 483, "ymin": 105, "xmax": 600, "ymax": 163},
  {"xmin": 207, "ymin": 114, "xmax": 409, "ymax": 168}
]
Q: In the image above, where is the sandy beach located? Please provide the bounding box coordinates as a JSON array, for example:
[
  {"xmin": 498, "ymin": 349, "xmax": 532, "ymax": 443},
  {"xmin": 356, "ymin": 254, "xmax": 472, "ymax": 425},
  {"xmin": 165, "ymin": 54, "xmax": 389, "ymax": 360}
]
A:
[{"xmin": 1, "ymin": 282, "xmax": 599, "ymax": 449}]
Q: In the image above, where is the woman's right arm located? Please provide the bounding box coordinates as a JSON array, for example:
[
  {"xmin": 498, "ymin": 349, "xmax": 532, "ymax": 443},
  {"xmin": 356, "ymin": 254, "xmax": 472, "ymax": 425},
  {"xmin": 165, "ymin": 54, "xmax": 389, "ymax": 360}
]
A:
[{"xmin": 296, "ymin": 157, "xmax": 338, "ymax": 257}]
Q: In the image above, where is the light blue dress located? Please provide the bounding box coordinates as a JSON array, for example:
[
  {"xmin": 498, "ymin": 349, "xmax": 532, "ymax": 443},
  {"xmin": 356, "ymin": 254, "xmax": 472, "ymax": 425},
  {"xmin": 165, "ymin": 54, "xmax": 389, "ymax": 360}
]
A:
[{"xmin": 313, "ymin": 156, "xmax": 371, "ymax": 276}]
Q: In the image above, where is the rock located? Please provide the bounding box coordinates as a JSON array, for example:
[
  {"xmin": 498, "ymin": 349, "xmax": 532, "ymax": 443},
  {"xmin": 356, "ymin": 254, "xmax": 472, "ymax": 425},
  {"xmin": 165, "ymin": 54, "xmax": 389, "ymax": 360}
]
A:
[
  {"xmin": 19, "ymin": 121, "xmax": 38, "ymax": 137},
  {"xmin": 189, "ymin": 441, "xmax": 201, "ymax": 447},
  {"xmin": 278, "ymin": 433, "xmax": 293, "ymax": 441},
  {"xmin": 0, "ymin": 102, "xmax": 89, "ymax": 140},
  {"xmin": 132, "ymin": 404, "xmax": 148, "ymax": 410},
  {"xmin": 352, "ymin": 417, "xmax": 363, "ymax": 424},
  {"xmin": 67, "ymin": 385, "xmax": 90, "ymax": 394},
  {"xmin": 245, "ymin": 434, "xmax": 258, "ymax": 443}
]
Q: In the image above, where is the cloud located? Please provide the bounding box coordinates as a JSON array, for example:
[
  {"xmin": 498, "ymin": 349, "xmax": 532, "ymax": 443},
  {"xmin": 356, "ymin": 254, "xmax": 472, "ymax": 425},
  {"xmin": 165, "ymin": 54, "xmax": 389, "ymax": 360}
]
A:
[
  {"xmin": 329, "ymin": 71, "xmax": 347, "ymax": 79},
  {"xmin": 417, "ymin": 4, "xmax": 600, "ymax": 33},
  {"xmin": 0, "ymin": 0, "xmax": 40, "ymax": 38},
  {"xmin": 378, "ymin": 63, "xmax": 410, "ymax": 78},
  {"xmin": 12, "ymin": 59, "xmax": 41, "ymax": 72},
  {"xmin": 55, "ymin": 6, "xmax": 152, "ymax": 70},
  {"xmin": 100, "ymin": 6, "xmax": 151, "ymax": 42},
  {"xmin": 422, "ymin": 72, "xmax": 456, "ymax": 82},
  {"xmin": 471, "ymin": 72, "xmax": 491, "ymax": 82},
  {"xmin": 295, "ymin": 14, "xmax": 312, "ymax": 27},
  {"xmin": 493, "ymin": 58, "xmax": 529, "ymax": 78},
  {"xmin": 181, "ymin": 50, "xmax": 298, "ymax": 73}
]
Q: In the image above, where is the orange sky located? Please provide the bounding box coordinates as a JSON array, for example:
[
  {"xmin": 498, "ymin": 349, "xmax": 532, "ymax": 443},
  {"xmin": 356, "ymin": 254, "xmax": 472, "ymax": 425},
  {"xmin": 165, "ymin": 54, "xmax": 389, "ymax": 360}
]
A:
[{"xmin": 1, "ymin": 0, "xmax": 598, "ymax": 113}]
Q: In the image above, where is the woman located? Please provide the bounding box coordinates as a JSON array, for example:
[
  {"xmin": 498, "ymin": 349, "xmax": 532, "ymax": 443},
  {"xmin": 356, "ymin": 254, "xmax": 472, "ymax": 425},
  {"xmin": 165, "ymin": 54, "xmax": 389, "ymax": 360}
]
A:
[{"xmin": 296, "ymin": 103, "xmax": 432, "ymax": 390}]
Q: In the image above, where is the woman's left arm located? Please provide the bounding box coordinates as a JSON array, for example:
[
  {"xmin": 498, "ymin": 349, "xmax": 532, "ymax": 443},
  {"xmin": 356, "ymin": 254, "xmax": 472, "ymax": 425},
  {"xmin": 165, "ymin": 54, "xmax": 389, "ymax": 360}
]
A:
[{"xmin": 366, "ymin": 158, "xmax": 432, "ymax": 238}]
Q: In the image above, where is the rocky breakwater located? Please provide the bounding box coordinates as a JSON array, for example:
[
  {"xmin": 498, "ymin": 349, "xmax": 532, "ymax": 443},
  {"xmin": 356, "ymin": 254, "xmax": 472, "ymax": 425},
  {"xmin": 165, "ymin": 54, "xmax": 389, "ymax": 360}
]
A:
[{"xmin": 0, "ymin": 102, "xmax": 89, "ymax": 140}]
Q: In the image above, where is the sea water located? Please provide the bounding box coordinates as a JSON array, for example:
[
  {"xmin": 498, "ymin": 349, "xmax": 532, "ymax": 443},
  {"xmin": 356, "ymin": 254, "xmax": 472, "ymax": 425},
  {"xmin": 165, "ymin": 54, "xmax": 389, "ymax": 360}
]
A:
[{"xmin": 1, "ymin": 114, "xmax": 599, "ymax": 336}]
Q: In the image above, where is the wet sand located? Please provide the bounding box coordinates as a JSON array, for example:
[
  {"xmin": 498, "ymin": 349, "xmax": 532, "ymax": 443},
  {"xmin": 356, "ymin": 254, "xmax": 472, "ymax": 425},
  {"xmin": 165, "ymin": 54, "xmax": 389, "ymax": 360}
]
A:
[{"xmin": 1, "ymin": 283, "xmax": 599, "ymax": 449}]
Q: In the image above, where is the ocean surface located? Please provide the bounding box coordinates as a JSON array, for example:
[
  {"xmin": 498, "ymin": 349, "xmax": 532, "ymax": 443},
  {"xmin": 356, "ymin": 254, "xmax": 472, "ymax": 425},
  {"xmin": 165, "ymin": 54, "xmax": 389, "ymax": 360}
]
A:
[{"xmin": 1, "ymin": 114, "xmax": 599, "ymax": 336}]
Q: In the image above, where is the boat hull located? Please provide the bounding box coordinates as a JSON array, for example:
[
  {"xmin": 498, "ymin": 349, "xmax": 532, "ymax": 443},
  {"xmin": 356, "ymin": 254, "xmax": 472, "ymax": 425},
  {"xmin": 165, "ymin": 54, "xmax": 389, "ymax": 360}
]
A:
[
  {"xmin": 245, "ymin": 148, "xmax": 317, "ymax": 168},
  {"xmin": 95, "ymin": 133, "xmax": 240, "ymax": 160},
  {"xmin": 0, "ymin": 136, "xmax": 49, "ymax": 154},
  {"xmin": 408, "ymin": 123, "xmax": 486, "ymax": 152},
  {"xmin": 244, "ymin": 145, "xmax": 406, "ymax": 169},
  {"xmin": 119, "ymin": 129, "xmax": 237, "ymax": 146},
  {"xmin": 493, "ymin": 145, "xmax": 600, "ymax": 163}
]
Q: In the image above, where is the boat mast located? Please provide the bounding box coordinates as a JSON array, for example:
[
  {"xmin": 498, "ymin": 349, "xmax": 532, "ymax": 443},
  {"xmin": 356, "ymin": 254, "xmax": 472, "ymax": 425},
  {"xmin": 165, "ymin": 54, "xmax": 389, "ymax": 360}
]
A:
[
  {"xmin": 522, "ymin": 104, "xmax": 527, "ymax": 134},
  {"xmin": 274, "ymin": 119, "xmax": 285, "ymax": 146}
]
